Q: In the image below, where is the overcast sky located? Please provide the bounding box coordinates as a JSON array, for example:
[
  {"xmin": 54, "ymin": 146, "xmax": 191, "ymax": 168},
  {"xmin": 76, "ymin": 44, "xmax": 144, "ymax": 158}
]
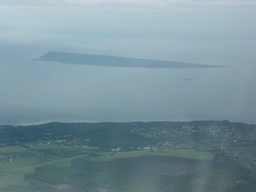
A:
[
  {"xmin": 1, "ymin": 1, "xmax": 256, "ymax": 125},
  {"xmin": 1, "ymin": 0, "xmax": 256, "ymax": 8}
]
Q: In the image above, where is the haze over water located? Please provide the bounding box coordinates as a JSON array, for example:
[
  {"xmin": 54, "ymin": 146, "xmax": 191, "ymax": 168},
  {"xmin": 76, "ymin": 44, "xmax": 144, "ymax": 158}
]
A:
[{"xmin": 0, "ymin": 1, "xmax": 255, "ymax": 125}]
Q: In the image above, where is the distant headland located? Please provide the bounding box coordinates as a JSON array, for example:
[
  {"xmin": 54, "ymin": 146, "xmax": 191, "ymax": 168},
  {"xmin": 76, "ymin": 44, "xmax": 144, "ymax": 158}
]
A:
[{"xmin": 34, "ymin": 52, "xmax": 225, "ymax": 69}]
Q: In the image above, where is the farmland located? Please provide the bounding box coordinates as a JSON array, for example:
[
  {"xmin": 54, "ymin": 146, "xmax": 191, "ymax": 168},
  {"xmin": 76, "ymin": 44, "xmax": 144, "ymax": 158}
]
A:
[{"xmin": 0, "ymin": 121, "xmax": 256, "ymax": 191}]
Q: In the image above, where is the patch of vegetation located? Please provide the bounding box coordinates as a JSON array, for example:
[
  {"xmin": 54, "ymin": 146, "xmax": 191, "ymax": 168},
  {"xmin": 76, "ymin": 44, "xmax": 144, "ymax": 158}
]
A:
[
  {"xmin": 91, "ymin": 149, "xmax": 214, "ymax": 162},
  {"xmin": 0, "ymin": 121, "xmax": 255, "ymax": 191},
  {"xmin": 0, "ymin": 146, "xmax": 27, "ymax": 153}
]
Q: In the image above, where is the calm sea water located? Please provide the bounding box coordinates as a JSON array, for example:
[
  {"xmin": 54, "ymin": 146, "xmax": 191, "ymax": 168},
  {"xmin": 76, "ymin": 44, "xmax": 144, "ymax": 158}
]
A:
[{"xmin": 1, "ymin": 44, "xmax": 255, "ymax": 125}]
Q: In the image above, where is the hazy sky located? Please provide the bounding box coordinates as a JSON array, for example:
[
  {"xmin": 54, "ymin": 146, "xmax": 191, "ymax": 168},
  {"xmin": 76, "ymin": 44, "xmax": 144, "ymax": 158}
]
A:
[{"xmin": 0, "ymin": 1, "xmax": 256, "ymax": 125}]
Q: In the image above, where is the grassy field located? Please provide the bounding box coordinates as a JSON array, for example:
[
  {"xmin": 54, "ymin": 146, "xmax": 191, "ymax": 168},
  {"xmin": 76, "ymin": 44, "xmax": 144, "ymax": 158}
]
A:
[
  {"xmin": 0, "ymin": 146, "xmax": 28, "ymax": 153},
  {"xmin": 0, "ymin": 144, "xmax": 252, "ymax": 191},
  {"xmin": 89, "ymin": 148, "xmax": 214, "ymax": 162},
  {"xmin": 0, "ymin": 144, "xmax": 75, "ymax": 190},
  {"xmin": 0, "ymin": 172, "xmax": 31, "ymax": 188}
]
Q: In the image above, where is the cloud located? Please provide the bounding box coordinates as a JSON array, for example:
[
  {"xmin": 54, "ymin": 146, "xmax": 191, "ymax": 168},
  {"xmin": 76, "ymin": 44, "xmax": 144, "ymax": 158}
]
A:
[{"xmin": 1, "ymin": 0, "xmax": 256, "ymax": 10}]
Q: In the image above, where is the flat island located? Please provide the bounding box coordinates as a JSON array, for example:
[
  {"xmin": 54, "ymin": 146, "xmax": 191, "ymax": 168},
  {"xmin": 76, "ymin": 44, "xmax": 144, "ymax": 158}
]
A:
[{"xmin": 34, "ymin": 52, "xmax": 225, "ymax": 69}]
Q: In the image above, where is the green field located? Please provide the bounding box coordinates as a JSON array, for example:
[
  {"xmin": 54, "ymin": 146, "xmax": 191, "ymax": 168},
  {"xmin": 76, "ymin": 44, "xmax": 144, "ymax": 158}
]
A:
[
  {"xmin": 90, "ymin": 149, "xmax": 214, "ymax": 162},
  {"xmin": 0, "ymin": 145, "xmax": 213, "ymax": 191},
  {"xmin": 0, "ymin": 146, "xmax": 28, "ymax": 153},
  {"xmin": 0, "ymin": 144, "xmax": 254, "ymax": 192}
]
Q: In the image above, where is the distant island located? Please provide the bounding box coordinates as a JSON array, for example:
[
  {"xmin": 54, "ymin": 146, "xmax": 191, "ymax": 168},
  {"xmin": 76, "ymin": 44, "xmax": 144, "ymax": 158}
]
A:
[
  {"xmin": 183, "ymin": 78, "xmax": 194, "ymax": 80},
  {"xmin": 34, "ymin": 52, "xmax": 225, "ymax": 69}
]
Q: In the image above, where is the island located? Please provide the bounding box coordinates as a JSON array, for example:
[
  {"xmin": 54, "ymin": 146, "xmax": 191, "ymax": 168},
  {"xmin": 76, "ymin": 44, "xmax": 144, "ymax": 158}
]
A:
[{"xmin": 34, "ymin": 52, "xmax": 225, "ymax": 69}]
